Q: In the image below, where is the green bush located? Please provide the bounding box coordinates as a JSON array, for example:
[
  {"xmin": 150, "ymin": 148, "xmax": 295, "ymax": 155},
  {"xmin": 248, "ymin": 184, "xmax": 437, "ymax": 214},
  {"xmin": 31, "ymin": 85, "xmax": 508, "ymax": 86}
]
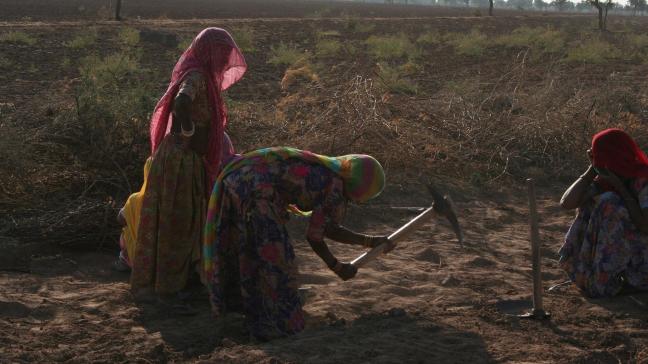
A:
[
  {"xmin": 118, "ymin": 27, "xmax": 140, "ymax": 47},
  {"xmin": 447, "ymin": 30, "xmax": 488, "ymax": 57},
  {"xmin": 177, "ymin": 37, "xmax": 192, "ymax": 52},
  {"xmin": 417, "ymin": 31, "xmax": 444, "ymax": 46},
  {"xmin": 56, "ymin": 52, "xmax": 155, "ymax": 170},
  {"xmin": 268, "ymin": 42, "xmax": 308, "ymax": 66},
  {"xmin": 0, "ymin": 56, "xmax": 12, "ymax": 69},
  {"xmin": 317, "ymin": 30, "xmax": 341, "ymax": 38},
  {"xmin": 376, "ymin": 63, "xmax": 418, "ymax": 95},
  {"xmin": 0, "ymin": 31, "xmax": 36, "ymax": 45},
  {"xmin": 349, "ymin": 22, "xmax": 376, "ymax": 34},
  {"xmin": 231, "ymin": 26, "xmax": 255, "ymax": 53},
  {"xmin": 626, "ymin": 34, "xmax": 648, "ymax": 49},
  {"xmin": 496, "ymin": 27, "xmax": 565, "ymax": 54},
  {"xmin": 65, "ymin": 30, "xmax": 98, "ymax": 49},
  {"xmin": 60, "ymin": 57, "xmax": 71, "ymax": 68},
  {"xmin": 315, "ymin": 39, "xmax": 342, "ymax": 58},
  {"xmin": 565, "ymin": 39, "xmax": 619, "ymax": 64},
  {"xmin": 365, "ymin": 34, "xmax": 419, "ymax": 60}
]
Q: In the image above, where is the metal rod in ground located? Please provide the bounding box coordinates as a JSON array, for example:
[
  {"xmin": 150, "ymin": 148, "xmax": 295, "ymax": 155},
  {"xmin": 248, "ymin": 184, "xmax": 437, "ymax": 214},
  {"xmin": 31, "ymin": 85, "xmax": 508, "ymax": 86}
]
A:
[{"xmin": 520, "ymin": 178, "xmax": 550, "ymax": 319}]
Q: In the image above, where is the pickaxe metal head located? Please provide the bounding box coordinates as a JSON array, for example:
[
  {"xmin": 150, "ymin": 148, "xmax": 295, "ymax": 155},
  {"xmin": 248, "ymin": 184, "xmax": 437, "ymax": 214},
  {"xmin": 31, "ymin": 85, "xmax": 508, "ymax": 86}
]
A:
[{"xmin": 427, "ymin": 184, "xmax": 465, "ymax": 247}]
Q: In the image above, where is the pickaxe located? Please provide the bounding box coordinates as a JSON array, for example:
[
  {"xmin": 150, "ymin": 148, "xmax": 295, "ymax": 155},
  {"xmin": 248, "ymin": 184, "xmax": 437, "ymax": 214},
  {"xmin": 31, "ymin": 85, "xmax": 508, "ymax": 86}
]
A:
[{"xmin": 351, "ymin": 184, "xmax": 464, "ymax": 268}]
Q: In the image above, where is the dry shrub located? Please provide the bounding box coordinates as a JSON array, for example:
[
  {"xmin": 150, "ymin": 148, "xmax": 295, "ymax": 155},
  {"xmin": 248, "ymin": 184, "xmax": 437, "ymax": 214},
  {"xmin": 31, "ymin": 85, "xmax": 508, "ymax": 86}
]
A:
[
  {"xmin": 230, "ymin": 76, "xmax": 404, "ymax": 174},
  {"xmin": 281, "ymin": 63, "xmax": 320, "ymax": 91},
  {"xmin": 415, "ymin": 53, "xmax": 648, "ymax": 184}
]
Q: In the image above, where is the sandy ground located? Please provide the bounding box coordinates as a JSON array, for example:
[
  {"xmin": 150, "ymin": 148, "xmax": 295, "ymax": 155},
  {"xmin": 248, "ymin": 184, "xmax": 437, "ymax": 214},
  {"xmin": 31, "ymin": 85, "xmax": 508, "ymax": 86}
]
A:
[
  {"xmin": 2, "ymin": 187, "xmax": 648, "ymax": 363},
  {"xmin": 2, "ymin": 2, "xmax": 648, "ymax": 362}
]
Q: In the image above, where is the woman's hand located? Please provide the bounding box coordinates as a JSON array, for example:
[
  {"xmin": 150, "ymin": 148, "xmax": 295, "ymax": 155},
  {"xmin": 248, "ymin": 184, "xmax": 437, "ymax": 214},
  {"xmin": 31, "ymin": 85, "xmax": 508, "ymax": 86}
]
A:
[
  {"xmin": 597, "ymin": 169, "xmax": 625, "ymax": 192},
  {"xmin": 332, "ymin": 262, "xmax": 357, "ymax": 281}
]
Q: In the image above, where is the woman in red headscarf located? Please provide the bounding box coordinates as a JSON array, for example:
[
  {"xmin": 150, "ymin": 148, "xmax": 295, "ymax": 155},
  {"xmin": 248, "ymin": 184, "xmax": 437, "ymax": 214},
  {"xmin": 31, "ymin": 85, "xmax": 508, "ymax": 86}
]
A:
[
  {"xmin": 130, "ymin": 28, "xmax": 246, "ymax": 298},
  {"xmin": 559, "ymin": 128, "xmax": 648, "ymax": 297}
]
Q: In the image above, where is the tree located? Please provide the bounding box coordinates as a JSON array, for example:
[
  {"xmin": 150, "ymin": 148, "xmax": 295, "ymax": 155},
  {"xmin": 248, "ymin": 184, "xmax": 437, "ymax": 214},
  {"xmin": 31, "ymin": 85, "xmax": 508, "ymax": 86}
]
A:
[
  {"xmin": 589, "ymin": 0, "xmax": 614, "ymax": 31},
  {"xmin": 576, "ymin": 0, "xmax": 591, "ymax": 10},
  {"xmin": 629, "ymin": 0, "xmax": 647, "ymax": 14},
  {"xmin": 508, "ymin": 0, "xmax": 533, "ymax": 10},
  {"xmin": 489, "ymin": 0, "xmax": 494, "ymax": 14},
  {"xmin": 115, "ymin": 0, "xmax": 122, "ymax": 20},
  {"xmin": 534, "ymin": 0, "xmax": 548, "ymax": 9},
  {"xmin": 551, "ymin": 0, "xmax": 568, "ymax": 10}
]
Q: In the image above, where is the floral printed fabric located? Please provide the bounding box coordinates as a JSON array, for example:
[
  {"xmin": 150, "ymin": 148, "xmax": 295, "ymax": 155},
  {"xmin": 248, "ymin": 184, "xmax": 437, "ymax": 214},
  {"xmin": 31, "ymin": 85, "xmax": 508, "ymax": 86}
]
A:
[
  {"xmin": 559, "ymin": 178, "xmax": 648, "ymax": 297},
  {"xmin": 209, "ymin": 159, "xmax": 346, "ymax": 339}
]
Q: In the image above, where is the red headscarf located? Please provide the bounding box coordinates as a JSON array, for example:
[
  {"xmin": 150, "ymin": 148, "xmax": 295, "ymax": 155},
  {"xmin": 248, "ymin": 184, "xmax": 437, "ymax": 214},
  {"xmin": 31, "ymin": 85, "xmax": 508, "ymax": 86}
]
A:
[
  {"xmin": 592, "ymin": 129, "xmax": 648, "ymax": 189},
  {"xmin": 149, "ymin": 27, "xmax": 246, "ymax": 187}
]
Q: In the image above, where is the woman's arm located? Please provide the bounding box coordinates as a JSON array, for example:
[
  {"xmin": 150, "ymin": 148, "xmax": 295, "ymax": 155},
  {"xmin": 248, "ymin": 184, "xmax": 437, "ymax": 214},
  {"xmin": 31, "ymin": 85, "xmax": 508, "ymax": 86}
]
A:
[
  {"xmin": 598, "ymin": 172, "xmax": 648, "ymax": 234},
  {"xmin": 172, "ymin": 93, "xmax": 193, "ymax": 135},
  {"xmin": 306, "ymin": 238, "xmax": 357, "ymax": 280},
  {"xmin": 560, "ymin": 165, "xmax": 597, "ymax": 210},
  {"xmin": 324, "ymin": 223, "xmax": 390, "ymax": 249}
]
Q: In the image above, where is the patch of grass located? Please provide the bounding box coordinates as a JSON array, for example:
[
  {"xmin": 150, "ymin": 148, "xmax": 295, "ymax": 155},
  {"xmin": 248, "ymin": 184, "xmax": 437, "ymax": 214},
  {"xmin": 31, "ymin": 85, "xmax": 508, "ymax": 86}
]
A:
[
  {"xmin": 79, "ymin": 53, "xmax": 140, "ymax": 89},
  {"xmin": 343, "ymin": 42, "xmax": 360, "ymax": 57},
  {"xmin": 118, "ymin": 27, "xmax": 140, "ymax": 47},
  {"xmin": 315, "ymin": 39, "xmax": 342, "ymax": 58},
  {"xmin": 565, "ymin": 39, "xmax": 619, "ymax": 64},
  {"xmin": 626, "ymin": 34, "xmax": 648, "ymax": 49},
  {"xmin": 231, "ymin": 26, "xmax": 255, "ymax": 53},
  {"xmin": 317, "ymin": 30, "xmax": 341, "ymax": 39},
  {"xmin": 351, "ymin": 22, "xmax": 376, "ymax": 34},
  {"xmin": 417, "ymin": 31, "xmax": 444, "ymax": 46},
  {"xmin": 177, "ymin": 37, "xmax": 192, "ymax": 52},
  {"xmin": 495, "ymin": 27, "xmax": 565, "ymax": 54},
  {"xmin": 61, "ymin": 57, "xmax": 71, "ymax": 68},
  {"xmin": 399, "ymin": 60, "xmax": 423, "ymax": 76},
  {"xmin": 55, "ymin": 52, "xmax": 155, "ymax": 172},
  {"xmin": 0, "ymin": 31, "xmax": 37, "ymax": 45},
  {"xmin": 268, "ymin": 42, "xmax": 309, "ymax": 67},
  {"xmin": 444, "ymin": 79, "xmax": 480, "ymax": 96},
  {"xmin": 447, "ymin": 30, "xmax": 488, "ymax": 57},
  {"xmin": 376, "ymin": 63, "xmax": 418, "ymax": 95},
  {"xmin": 365, "ymin": 34, "xmax": 419, "ymax": 61},
  {"xmin": 65, "ymin": 30, "xmax": 98, "ymax": 49},
  {"xmin": 0, "ymin": 56, "xmax": 12, "ymax": 69},
  {"xmin": 625, "ymin": 34, "xmax": 648, "ymax": 62}
]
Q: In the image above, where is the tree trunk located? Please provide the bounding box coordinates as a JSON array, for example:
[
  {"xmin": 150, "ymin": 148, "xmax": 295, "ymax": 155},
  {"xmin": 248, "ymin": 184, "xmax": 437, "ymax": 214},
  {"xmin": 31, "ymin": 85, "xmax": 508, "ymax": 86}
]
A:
[
  {"xmin": 597, "ymin": 5, "xmax": 604, "ymax": 31},
  {"xmin": 603, "ymin": 6, "xmax": 609, "ymax": 30},
  {"xmin": 489, "ymin": 0, "xmax": 494, "ymax": 15},
  {"xmin": 115, "ymin": 0, "xmax": 122, "ymax": 21}
]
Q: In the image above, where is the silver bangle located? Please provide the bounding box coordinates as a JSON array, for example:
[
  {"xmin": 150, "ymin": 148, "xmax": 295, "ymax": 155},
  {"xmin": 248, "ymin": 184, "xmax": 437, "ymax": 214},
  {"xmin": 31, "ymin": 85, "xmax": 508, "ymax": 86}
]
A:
[{"xmin": 181, "ymin": 122, "xmax": 195, "ymax": 137}]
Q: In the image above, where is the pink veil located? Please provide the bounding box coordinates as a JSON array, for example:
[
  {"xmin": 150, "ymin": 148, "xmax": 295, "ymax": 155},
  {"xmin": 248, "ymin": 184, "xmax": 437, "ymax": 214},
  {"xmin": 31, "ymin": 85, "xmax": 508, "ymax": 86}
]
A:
[{"xmin": 149, "ymin": 27, "xmax": 247, "ymax": 187}]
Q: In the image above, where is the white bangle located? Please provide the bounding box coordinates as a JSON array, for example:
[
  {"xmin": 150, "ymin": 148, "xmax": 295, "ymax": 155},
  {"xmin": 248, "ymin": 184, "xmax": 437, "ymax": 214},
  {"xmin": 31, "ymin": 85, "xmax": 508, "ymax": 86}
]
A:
[{"xmin": 181, "ymin": 122, "xmax": 195, "ymax": 137}]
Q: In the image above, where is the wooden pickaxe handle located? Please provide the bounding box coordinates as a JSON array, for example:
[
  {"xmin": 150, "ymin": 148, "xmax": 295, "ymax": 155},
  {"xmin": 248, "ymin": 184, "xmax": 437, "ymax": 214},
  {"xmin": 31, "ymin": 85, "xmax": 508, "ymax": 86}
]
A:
[
  {"xmin": 350, "ymin": 191, "xmax": 464, "ymax": 269},
  {"xmin": 351, "ymin": 206, "xmax": 437, "ymax": 268}
]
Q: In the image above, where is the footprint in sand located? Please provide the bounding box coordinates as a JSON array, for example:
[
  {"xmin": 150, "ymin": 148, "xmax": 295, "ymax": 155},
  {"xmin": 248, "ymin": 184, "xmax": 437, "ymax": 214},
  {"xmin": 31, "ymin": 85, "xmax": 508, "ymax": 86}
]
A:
[
  {"xmin": 467, "ymin": 256, "xmax": 496, "ymax": 268},
  {"xmin": 414, "ymin": 247, "xmax": 441, "ymax": 264}
]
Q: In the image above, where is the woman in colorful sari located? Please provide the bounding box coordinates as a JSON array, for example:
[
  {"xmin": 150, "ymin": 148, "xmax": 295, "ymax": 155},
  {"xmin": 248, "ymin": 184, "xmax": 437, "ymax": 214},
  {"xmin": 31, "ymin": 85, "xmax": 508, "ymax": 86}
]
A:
[
  {"xmin": 130, "ymin": 28, "xmax": 246, "ymax": 298},
  {"xmin": 559, "ymin": 128, "xmax": 648, "ymax": 297},
  {"xmin": 203, "ymin": 147, "xmax": 391, "ymax": 340}
]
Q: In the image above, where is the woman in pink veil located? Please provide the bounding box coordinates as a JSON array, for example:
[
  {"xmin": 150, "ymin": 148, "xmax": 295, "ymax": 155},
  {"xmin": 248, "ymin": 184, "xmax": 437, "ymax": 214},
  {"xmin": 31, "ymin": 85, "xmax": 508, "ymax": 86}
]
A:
[{"xmin": 130, "ymin": 28, "xmax": 246, "ymax": 300}]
